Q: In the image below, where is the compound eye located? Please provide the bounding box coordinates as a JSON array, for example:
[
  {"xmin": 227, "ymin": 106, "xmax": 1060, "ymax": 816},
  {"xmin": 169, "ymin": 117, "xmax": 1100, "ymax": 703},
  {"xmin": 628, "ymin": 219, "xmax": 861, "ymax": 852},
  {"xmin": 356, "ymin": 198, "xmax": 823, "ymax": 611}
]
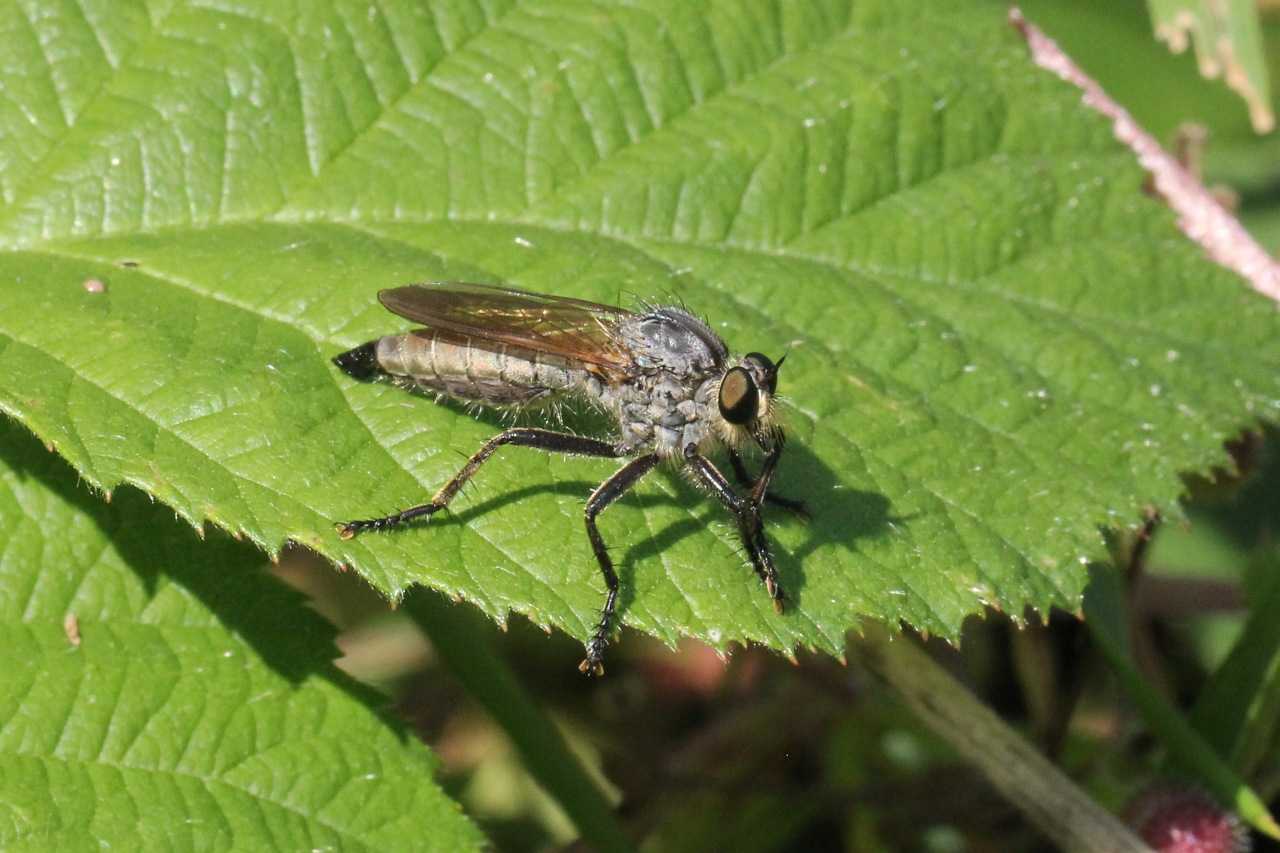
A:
[
  {"xmin": 718, "ymin": 366, "xmax": 759, "ymax": 425},
  {"xmin": 745, "ymin": 352, "xmax": 779, "ymax": 394}
]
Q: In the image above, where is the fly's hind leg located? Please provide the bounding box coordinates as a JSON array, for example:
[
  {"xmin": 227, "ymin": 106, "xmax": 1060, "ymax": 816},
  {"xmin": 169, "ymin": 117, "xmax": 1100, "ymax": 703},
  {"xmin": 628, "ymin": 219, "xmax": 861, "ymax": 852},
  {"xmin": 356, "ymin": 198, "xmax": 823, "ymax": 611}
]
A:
[
  {"xmin": 336, "ymin": 427, "xmax": 621, "ymax": 539},
  {"xmin": 579, "ymin": 453, "xmax": 661, "ymax": 676}
]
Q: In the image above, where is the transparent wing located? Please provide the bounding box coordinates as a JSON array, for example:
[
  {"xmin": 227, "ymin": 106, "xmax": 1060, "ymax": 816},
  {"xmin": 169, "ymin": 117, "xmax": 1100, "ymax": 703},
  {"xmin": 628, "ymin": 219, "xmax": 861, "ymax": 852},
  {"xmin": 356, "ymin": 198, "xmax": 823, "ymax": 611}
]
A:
[{"xmin": 377, "ymin": 283, "xmax": 633, "ymax": 370}]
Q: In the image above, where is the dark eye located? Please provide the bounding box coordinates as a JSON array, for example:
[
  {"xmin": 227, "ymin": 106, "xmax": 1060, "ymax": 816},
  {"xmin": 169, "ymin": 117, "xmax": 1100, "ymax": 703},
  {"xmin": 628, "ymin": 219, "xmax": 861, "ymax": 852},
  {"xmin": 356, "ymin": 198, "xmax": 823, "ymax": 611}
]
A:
[
  {"xmin": 718, "ymin": 366, "xmax": 759, "ymax": 425},
  {"xmin": 744, "ymin": 352, "xmax": 779, "ymax": 394}
]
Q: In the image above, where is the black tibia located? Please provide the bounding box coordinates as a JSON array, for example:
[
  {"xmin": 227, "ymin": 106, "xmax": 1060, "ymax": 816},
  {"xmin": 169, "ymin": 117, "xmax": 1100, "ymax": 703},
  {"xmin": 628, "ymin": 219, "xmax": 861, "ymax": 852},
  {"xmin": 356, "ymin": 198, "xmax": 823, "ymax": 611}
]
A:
[
  {"xmin": 579, "ymin": 453, "xmax": 662, "ymax": 677},
  {"xmin": 683, "ymin": 443, "xmax": 785, "ymax": 613},
  {"xmin": 337, "ymin": 426, "xmax": 659, "ymax": 676},
  {"xmin": 336, "ymin": 428, "xmax": 622, "ymax": 539},
  {"xmin": 729, "ymin": 446, "xmax": 808, "ymax": 520}
]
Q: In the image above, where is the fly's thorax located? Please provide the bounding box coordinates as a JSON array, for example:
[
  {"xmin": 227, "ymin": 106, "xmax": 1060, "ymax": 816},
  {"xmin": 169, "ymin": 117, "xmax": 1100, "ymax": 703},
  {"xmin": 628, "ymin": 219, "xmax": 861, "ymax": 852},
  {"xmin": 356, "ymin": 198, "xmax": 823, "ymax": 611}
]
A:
[
  {"xmin": 609, "ymin": 305, "xmax": 731, "ymax": 456},
  {"xmin": 613, "ymin": 371, "xmax": 718, "ymax": 456},
  {"xmin": 619, "ymin": 306, "xmax": 729, "ymax": 376},
  {"xmin": 373, "ymin": 330, "xmax": 600, "ymax": 407}
]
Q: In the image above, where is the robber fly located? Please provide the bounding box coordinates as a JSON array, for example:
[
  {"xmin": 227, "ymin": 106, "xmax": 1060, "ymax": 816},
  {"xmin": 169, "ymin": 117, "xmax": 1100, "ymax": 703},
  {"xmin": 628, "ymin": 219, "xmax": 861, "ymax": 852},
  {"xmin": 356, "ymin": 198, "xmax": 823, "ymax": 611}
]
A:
[{"xmin": 333, "ymin": 283, "xmax": 795, "ymax": 675}]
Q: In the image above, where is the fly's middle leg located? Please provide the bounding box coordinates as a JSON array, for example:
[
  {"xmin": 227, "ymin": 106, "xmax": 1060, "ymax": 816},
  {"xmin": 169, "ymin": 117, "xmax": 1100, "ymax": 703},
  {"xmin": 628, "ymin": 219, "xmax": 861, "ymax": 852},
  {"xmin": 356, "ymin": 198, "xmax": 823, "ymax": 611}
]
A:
[
  {"xmin": 579, "ymin": 452, "xmax": 661, "ymax": 676},
  {"xmin": 336, "ymin": 427, "xmax": 621, "ymax": 538}
]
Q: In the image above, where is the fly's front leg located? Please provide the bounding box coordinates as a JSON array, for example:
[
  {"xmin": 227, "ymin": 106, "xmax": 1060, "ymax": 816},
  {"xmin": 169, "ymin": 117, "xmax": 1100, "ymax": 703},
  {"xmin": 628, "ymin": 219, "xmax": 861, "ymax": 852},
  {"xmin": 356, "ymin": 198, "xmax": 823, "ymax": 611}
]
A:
[
  {"xmin": 748, "ymin": 436, "xmax": 784, "ymax": 508},
  {"xmin": 683, "ymin": 444, "xmax": 784, "ymax": 613},
  {"xmin": 337, "ymin": 427, "xmax": 621, "ymax": 538},
  {"xmin": 579, "ymin": 453, "xmax": 661, "ymax": 676},
  {"xmin": 729, "ymin": 444, "xmax": 808, "ymax": 521},
  {"xmin": 746, "ymin": 439, "xmax": 787, "ymax": 563}
]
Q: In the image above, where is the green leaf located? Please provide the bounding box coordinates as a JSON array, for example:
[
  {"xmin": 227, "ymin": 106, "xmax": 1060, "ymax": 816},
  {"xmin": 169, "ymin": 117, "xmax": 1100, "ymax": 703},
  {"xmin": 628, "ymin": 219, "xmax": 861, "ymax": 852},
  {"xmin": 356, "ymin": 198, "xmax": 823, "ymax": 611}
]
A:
[
  {"xmin": 1, "ymin": 0, "xmax": 1279, "ymax": 665},
  {"xmin": 1146, "ymin": 0, "xmax": 1274, "ymax": 132},
  {"xmin": 0, "ymin": 419, "xmax": 485, "ymax": 850},
  {"xmin": 1190, "ymin": 548, "xmax": 1280, "ymax": 788}
]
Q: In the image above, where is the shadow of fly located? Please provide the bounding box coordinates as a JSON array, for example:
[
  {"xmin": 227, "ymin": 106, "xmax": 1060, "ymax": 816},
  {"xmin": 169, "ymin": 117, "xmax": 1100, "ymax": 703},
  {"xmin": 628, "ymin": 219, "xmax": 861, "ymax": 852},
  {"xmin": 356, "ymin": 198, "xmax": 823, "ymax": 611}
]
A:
[{"xmin": 333, "ymin": 283, "xmax": 797, "ymax": 675}]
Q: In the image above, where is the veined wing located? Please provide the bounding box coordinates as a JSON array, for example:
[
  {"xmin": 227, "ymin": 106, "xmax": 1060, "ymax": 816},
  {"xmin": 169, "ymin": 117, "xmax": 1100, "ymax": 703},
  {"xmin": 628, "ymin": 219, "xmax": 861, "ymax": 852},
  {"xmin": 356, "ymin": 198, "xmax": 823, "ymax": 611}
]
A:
[{"xmin": 378, "ymin": 283, "xmax": 633, "ymax": 370}]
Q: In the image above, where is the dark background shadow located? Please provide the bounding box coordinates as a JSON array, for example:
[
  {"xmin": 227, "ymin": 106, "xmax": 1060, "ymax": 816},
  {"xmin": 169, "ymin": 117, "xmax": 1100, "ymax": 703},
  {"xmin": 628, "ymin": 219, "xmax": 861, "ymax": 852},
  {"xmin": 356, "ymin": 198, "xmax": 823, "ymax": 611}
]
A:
[{"xmin": 0, "ymin": 417, "xmax": 388, "ymax": 704}]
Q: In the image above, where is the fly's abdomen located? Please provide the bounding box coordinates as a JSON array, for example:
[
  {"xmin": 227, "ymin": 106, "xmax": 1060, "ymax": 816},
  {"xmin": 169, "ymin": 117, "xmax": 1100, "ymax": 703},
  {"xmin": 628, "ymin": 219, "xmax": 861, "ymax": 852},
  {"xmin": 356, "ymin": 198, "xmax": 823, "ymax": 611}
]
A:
[{"xmin": 369, "ymin": 330, "xmax": 579, "ymax": 406}]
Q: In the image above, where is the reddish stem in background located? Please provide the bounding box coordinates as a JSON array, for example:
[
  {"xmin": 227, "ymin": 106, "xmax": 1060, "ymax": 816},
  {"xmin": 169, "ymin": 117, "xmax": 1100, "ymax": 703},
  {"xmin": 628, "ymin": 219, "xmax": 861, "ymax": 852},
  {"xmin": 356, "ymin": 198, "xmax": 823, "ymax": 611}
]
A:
[{"xmin": 1010, "ymin": 8, "xmax": 1280, "ymax": 303}]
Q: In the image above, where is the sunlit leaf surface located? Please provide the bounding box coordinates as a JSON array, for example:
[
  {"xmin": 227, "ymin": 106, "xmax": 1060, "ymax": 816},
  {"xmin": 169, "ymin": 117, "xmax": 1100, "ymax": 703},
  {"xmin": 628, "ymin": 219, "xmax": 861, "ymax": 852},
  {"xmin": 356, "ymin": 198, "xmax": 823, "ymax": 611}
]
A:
[{"xmin": 1, "ymin": 0, "xmax": 1277, "ymax": 661}]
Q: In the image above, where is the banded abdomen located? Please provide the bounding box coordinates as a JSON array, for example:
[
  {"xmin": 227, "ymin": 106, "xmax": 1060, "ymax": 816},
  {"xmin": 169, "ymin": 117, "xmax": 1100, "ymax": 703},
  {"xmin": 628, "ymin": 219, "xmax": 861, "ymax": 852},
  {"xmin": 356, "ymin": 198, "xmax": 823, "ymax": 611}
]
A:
[{"xmin": 334, "ymin": 329, "xmax": 590, "ymax": 406}]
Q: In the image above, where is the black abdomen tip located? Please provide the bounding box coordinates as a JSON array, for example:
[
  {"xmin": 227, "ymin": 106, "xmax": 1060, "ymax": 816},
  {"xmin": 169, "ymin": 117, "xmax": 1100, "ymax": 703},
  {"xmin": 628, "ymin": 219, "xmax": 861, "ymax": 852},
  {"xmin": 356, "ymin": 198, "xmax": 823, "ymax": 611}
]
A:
[{"xmin": 332, "ymin": 341, "xmax": 386, "ymax": 381}]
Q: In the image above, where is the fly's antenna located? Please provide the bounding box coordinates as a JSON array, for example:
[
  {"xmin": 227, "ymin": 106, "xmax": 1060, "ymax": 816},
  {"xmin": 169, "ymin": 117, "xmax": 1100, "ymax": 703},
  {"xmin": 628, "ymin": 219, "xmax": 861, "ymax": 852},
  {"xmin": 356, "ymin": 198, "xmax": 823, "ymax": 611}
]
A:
[{"xmin": 776, "ymin": 342, "xmax": 795, "ymax": 371}]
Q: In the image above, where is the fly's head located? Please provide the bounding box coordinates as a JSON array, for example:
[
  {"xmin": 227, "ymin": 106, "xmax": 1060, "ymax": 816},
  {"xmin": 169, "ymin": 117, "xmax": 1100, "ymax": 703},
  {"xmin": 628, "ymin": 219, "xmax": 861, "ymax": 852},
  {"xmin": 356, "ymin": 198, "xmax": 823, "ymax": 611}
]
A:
[{"xmin": 715, "ymin": 352, "xmax": 785, "ymax": 449}]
